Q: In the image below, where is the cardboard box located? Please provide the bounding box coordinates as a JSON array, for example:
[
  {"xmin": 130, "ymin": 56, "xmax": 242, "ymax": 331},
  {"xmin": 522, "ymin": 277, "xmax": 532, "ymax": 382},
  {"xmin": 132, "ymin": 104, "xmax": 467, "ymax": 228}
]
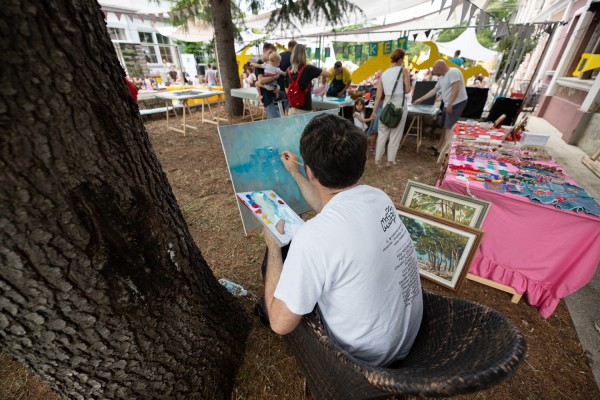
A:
[{"xmin": 520, "ymin": 131, "xmax": 550, "ymax": 146}]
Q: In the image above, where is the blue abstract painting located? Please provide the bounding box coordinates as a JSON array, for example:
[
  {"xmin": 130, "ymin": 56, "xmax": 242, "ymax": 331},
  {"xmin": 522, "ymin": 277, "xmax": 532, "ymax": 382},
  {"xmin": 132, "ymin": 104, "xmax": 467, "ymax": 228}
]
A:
[{"xmin": 219, "ymin": 110, "xmax": 336, "ymax": 235}]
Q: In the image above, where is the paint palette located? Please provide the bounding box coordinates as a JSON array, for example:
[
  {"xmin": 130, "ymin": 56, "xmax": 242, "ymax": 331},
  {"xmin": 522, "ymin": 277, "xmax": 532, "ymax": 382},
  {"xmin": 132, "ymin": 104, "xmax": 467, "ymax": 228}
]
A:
[{"xmin": 237, "ymin": 190, "xmax": 305, "ymax": 247}]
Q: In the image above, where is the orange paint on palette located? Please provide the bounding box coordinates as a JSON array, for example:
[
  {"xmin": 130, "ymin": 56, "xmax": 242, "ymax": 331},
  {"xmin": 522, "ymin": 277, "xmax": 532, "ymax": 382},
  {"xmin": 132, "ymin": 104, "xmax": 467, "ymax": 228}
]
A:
[
  {"xmin": 262, "ymin": 214, "xmax": 267, "ymax": 219},
  {"xmin": 269, "ymin": 193, "xmax": 276, "ymax": 198}
]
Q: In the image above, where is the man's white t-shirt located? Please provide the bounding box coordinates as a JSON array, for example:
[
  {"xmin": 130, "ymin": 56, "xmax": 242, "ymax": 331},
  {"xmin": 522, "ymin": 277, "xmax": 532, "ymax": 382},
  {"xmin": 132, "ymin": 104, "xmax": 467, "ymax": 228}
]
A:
[
  {"xmin": 435, "ymin": 67, "xmax": 468, "ymax": 106},
  {"xmin": 274, "ymin": 185, "xmax": 423, "ymax": 366},
  {"xmin": 206, "ymin": 69, "xmax": 218, "ymax": 86}
]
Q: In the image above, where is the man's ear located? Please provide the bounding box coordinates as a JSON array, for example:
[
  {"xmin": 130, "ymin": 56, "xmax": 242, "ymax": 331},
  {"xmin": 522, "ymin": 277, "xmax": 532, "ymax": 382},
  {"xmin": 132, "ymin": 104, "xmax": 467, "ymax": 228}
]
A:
[{"xmin": 305, "ymin": 165, "xmax": 316, "ymax": 183}]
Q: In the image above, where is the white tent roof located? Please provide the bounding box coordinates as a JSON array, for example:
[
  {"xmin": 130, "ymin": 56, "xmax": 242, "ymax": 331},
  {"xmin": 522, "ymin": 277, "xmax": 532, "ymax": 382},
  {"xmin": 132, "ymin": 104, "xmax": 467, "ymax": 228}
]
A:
[{"xmin": 436, "ymin": 27, "xmax": 499, "ymax": 61}]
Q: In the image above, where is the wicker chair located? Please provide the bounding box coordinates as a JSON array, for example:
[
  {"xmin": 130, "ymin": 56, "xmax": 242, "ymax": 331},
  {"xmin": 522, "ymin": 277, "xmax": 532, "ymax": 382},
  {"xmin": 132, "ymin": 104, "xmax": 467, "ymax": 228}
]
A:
[{"xmin": 284, "ymin": 290, "xmax": 526, "ymax": 400}]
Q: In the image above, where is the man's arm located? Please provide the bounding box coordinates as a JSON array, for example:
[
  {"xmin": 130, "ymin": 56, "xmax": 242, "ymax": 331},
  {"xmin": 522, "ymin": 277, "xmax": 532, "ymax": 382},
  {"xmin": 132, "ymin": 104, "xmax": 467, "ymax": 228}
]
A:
[
  {"xmin": 280, "ymin": 150, "xmax": 322, "ymax": 213},
  {"xmin": 258, "ymin": 74, "xmax": 279, "ymax": 84},
  {"xmin": 446, "ymin": 81, "xmax": 460, "ymax": 114},
  {"xmin": 263, "ymin": 227, "xmax": 302, "ymax": 335},
  {"xmin": 412, "ymin": 87, "xmax": 438, "ymax": 105}
]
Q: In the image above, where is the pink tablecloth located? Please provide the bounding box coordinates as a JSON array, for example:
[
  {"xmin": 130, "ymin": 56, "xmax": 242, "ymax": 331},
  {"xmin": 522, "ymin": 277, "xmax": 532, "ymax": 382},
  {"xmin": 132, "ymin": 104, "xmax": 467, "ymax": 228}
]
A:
[{"xmin": 440, "ymin": 147, "xmax": 600, "ymax": 318}]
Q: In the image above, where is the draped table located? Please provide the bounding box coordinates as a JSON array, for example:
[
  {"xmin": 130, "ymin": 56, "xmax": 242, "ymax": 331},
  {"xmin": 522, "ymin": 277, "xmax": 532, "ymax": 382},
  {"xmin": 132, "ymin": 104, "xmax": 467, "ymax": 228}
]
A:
[{"xmin": 438, "ymin": 139, "xmax": 600, "ymax": 318}]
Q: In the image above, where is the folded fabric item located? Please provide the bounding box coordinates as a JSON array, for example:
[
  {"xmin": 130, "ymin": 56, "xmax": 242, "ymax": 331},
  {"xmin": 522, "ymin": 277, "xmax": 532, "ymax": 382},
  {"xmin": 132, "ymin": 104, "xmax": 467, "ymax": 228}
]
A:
[{"xmin": 487, "ymin": 181, "xmax": 600, "ymax": 217}]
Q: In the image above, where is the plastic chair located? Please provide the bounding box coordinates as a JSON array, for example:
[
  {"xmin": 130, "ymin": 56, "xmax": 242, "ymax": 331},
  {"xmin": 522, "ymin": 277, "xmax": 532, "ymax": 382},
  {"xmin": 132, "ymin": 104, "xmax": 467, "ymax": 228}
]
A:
[{"xmin": 284, "ymin": 290, "xmax": 526, "ymax": 400}]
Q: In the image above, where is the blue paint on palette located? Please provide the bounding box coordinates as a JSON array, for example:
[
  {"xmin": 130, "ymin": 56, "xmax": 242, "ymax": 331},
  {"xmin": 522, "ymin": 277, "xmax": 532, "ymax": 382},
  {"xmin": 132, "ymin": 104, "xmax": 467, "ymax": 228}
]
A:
[{"xmin": 219, "ymin": 110, "xmax": 337, "ymax": 234}]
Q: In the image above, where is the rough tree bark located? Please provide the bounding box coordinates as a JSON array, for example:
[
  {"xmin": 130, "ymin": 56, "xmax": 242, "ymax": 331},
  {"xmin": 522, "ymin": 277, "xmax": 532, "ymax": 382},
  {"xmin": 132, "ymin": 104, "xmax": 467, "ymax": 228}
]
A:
[
  {"xmin": 0, "ymin": 1, "xmax": 249, "ymax": 399},
  {"xmin": 210, "ymin": 0, "xmax": 244, "ymax": 116}
]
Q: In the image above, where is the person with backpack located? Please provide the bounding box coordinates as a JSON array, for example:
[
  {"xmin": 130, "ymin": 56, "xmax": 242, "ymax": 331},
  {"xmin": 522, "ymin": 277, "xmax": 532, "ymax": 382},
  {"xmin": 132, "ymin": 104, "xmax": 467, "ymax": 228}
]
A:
[{"xmin": 286, "ymin": 44, "xmax": 331, "ymax": 115}]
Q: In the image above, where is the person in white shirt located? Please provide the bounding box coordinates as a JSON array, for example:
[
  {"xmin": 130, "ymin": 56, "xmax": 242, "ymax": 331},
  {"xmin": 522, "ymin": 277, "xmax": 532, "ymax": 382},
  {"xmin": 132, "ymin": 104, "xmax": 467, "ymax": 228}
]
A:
[
  {"xmin": 242, "ymin": 65, "xmax": 256, "ymax": 88},
  {"xmin": 353, "ymin": 97, "xmax": 372, "ymax": 132},
  {"xmin": 260, "ymin": 113, "xmax": 423, "ymax": 367},
  {"xmin": 205, "ymin": 64, "xmax": 219, "ymax": 86},
  {"xmin": 371, "ymin": 49, "xmax": 412, "ymax": 166},
  {"xmin": 413, "ymin": 60, "xmax": 468, "ymax": 158}
]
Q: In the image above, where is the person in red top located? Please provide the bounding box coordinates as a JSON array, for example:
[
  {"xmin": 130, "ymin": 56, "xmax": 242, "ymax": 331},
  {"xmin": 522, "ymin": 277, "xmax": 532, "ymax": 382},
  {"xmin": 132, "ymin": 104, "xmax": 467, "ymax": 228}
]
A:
[{"xmin": 125, "ymin": 78, "xmax": 138, "ymax": 103}]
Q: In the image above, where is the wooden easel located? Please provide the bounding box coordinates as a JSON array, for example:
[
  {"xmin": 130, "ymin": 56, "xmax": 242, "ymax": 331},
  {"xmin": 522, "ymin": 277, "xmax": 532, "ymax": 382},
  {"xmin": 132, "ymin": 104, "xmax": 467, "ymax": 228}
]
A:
[{"xmin": 466, "ymin": 273, "xmax": 523, "ymax": 303}]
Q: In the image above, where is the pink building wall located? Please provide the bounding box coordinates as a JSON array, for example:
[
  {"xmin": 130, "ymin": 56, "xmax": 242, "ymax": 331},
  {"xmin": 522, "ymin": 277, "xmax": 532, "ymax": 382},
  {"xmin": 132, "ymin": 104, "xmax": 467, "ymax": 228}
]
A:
[{"xmin": 536, "ymin": 0, "xmax": 590, "ymax": 140}]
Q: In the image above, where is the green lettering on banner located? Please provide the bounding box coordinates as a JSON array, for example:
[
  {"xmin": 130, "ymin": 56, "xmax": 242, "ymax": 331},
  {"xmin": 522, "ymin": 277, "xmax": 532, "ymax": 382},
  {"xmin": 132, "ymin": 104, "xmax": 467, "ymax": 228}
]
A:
[
  {"xmin": 324, "ymin": 47, "xmax": 330, "ymax": 57},
  {"xmin": 307, "ymin": 47, "xmax": 312, "ymax": 58},
  {"xmin": 314, "ymin": 47, "xmax": 320, "ymax": 58},
  {"xmin": 383, "ymin": 40, "xmax": 393, "ymax": 54},
  {"xmin": 355, "ymin": 44, "xmax": 362, "ymax": 58},
  {"xmin": 397, "ymin": 36, "xmax": 408, "ymax": 50},
  {"xmin": 369, "ymin": 42, "xmax": 378, "ymax": 57}
]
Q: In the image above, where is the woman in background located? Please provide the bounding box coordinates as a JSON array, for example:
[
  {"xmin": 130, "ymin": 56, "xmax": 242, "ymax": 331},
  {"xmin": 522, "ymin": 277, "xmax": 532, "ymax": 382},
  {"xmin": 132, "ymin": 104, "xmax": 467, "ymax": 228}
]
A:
[{"xmin": 371, "ymin": 49, "xmax": 411, "ymax": 166}]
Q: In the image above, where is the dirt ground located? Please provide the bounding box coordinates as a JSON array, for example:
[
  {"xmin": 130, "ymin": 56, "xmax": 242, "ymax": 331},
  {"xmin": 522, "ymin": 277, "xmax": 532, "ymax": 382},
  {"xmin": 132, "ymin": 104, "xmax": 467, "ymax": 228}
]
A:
[{"xmin": 1, "ymin": 111, "xmax": 599, "ymax": 400}]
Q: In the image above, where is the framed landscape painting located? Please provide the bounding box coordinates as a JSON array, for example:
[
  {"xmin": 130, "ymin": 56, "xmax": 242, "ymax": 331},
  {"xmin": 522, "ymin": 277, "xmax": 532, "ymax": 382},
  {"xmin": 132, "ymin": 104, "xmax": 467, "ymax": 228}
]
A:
[
  {"xmin": 401, "ymin": 180, "xmax": 491, "ymax": 228},
  {"xmin": 396, "ymin": 205, "xmax": 483, "ymax": 291}
]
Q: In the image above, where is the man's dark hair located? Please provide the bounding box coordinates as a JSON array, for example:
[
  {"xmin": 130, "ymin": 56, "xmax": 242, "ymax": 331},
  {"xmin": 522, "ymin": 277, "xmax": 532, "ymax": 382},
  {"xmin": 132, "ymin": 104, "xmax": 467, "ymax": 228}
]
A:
[
  {"xmin": 300, "ymin": 114, "xmax": 367, "ymax": 189},
  {"xmin": 263, "ymin": 42, "xmax": 276, "ymax": 52},
  {"xmin": 288, "ymin": 40, "xmax": 297, "ymax": 49}
]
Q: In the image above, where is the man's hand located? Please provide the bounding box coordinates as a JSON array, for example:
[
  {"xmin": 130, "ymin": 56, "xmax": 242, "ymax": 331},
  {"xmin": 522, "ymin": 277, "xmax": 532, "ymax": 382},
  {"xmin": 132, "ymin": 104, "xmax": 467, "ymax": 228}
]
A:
[
  {"xmin": 337, "ymin": 91, "xmax": 345, "ymax": 98},
  {"xmin": 446, "ymin": 104, "xmax": 453, "ymax": 114},
  {"xmin": 263, "ymin": 227, "xmax": 282, "ymax": 251},
  {"xmin": 280, "ymin": 150, "xmax": 301, "ymax": 174}
]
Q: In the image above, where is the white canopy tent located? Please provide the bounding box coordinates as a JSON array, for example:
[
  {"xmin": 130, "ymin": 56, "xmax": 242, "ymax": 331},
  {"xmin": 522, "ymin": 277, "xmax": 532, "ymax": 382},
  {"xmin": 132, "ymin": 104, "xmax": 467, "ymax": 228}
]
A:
[
  {"xmin": 436, "ymin": 27, "xmax": 499, "ymax": 61},
  {"xmin": 157, "ymin": 0, "xmax": 489, "ymax": 43}
]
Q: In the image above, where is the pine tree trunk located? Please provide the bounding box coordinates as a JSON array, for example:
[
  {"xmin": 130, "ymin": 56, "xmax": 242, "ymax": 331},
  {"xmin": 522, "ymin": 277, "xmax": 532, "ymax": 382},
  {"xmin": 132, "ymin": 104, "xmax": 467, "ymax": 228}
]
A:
[
  {"xmin": 210, "ymin": 0, "xmax": 244, "ymax": 116},
  {"xmin": 0, "ymin": 1, "xmax": 249, "ymax": 399}
]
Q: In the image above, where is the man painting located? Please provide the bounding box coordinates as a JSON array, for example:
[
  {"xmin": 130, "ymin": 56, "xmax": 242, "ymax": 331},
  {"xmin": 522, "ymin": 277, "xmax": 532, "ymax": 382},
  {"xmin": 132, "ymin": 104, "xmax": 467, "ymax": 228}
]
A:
[{"xmin": 260, "ymin": 113, "xmax": 423, "ymax": 367}]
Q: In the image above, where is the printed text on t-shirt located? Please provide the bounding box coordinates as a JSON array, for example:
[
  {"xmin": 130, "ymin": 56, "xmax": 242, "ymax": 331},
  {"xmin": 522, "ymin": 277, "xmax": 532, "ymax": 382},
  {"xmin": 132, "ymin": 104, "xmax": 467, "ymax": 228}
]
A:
[{"xmin": 380, "ymin": 206, "xmax": 397, "ymax": 232}]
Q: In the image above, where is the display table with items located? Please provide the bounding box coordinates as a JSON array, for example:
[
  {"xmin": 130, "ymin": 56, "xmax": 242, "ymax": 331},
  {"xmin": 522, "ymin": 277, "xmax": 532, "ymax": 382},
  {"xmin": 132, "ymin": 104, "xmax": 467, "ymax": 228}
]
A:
[{"xmin": 438, "ymin": 138, "xmax": 600, "ymax": 318}]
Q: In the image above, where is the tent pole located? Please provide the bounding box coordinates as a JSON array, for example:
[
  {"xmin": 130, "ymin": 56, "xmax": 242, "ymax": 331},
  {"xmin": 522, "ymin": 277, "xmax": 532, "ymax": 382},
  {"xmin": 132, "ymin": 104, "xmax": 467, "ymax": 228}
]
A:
[
  {"xmin": 515, "ymin": 23, "xmax": 557, "ymax": 116},
  {"xmin": 492, "ymin": 25, "xmax": 518, "ymax": 97},
  {"xmin": 500, "ymin": 24, "xmax": 531, "ymax": 97},
  {"xmin": 497, "ymin": 25, "xmax": 525, "ymax": 97},
  {"xmin": 505, "ymin": 24, "xmax": 536, "ymax": 97}
]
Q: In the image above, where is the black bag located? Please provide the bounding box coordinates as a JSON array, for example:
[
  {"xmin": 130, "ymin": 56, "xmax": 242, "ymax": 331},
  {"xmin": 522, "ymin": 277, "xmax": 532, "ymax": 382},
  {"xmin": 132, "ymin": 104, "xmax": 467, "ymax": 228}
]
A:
[{"xmin": 379, "ymin": 67, "xmax": 405, "ymax": 128}]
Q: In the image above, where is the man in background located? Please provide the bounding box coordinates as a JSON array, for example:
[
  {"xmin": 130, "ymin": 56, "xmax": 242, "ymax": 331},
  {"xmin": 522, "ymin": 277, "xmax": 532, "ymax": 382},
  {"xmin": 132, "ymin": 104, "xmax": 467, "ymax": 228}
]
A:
[
  {"xmin": 205, "ymin": 64, "xmax": 219, "ymax": 86},
  {"xmin": 327, "ymin": 61, "xmax": 352, "ymax": 98},
  {"xmin": 255, "ymin": 42, "xmax": 282, "ymax": 119},
  {"xmin": 413, "ymin": 59, "xmax": 468, "ymax": 158},
  {"xmin": 327, "ymin": 61, "xmax": 353, "ymax": 121},
  {"xmin": 450, "ymin": 50, "xmax": 464, "ymax": 67}
]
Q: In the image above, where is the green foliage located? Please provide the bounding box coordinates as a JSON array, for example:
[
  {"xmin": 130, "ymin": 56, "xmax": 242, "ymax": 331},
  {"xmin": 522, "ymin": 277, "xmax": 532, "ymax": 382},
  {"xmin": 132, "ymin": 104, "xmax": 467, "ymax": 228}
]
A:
[
  {"xmin": 178, "ymin": 40, "xmax": 215, "ymax": 64},
  {"xmin": 249, "ymin": 0, "xmax": 363, "ymax": 31},
  {"xmin": 436, "ymin": 24, "xmax": 467, "ymax": 43}
]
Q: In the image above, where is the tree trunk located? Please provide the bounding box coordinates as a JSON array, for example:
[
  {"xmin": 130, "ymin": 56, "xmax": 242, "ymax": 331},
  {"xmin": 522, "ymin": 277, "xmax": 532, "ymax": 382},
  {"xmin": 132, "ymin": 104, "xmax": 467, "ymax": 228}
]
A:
[
  {"xmin": 0, "ymin": 2, "xmax": 249, "ymax": 399},
  {"xmin": 210, "ymin": 0, "xmax": 244, "ymax": 116}
]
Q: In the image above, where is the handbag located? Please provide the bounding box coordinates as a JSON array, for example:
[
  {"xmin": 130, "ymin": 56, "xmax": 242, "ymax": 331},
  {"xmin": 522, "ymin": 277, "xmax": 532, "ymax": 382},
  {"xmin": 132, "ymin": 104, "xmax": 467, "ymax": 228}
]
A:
[{"xmin": 379, "ymin": 67, "xmax": 405, "ymax": 128}]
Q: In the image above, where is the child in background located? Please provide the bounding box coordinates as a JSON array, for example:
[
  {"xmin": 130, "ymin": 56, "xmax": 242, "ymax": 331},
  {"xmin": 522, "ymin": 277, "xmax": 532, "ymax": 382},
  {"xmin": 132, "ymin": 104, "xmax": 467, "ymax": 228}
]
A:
[
  {"xmin": 353, "ymin": 97, "xmax": 372, "ymax": 132},
  {"xmin": 253, "ymin": 52, "xmax": 286, "ymax": 98}
]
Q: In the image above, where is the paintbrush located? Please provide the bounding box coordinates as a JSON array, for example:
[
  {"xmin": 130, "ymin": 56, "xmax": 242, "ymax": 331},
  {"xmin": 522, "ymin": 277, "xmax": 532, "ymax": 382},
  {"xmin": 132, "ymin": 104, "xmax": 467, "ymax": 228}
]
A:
[{"xmin": 267, "ymin": 146, "xmax": 304, "ymax": 167}]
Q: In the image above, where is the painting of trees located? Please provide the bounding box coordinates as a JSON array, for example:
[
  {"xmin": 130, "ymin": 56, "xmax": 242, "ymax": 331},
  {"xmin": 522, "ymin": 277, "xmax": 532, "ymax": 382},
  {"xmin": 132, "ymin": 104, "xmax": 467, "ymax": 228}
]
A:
[
  {"xmin": 408, "ymin": 192, "xmax": 477, "ymax": 227},
  {"xmin": 400, "ymin": 217, "xmax": 469, "ymax": 278},
  {"xmin": 397, "ymin": 206, "xmax": 483, "ymax": 291}
]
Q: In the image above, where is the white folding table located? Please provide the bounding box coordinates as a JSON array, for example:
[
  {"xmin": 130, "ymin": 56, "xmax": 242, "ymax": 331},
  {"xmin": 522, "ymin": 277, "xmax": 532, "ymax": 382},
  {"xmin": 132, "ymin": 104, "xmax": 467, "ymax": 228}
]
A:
[{"xmin": 154, "ymin": 89, "xmax": 226, "ymax": 135}]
